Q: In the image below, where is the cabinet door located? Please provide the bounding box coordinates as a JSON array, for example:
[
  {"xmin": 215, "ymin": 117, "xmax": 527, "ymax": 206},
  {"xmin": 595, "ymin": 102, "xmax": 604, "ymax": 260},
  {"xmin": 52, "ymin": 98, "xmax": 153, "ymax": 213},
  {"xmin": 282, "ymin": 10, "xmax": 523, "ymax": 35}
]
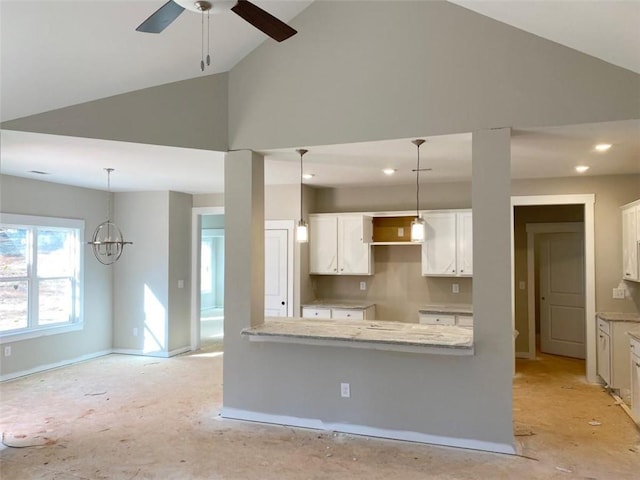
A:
[
  {"xmin": 597, "ymin": 331, "xmax": 611, "ymax": 385},
  {"xmin": 457, "ymin": 210, "xmax": 473, "ymax": 276},
  {"xmin": 309, "ymin": 216, "xmax": 338, "ymax": 274},
  {"xmin": 632, "ymin": 342, "xmax": 640, "ymax": 419},
  {"xmin": 422, "ymin": 212, "xmax": 457, "ymax": 276},
  {"xmin": 338, "ymin": 215, "xmax": 372, "ymax": 275},
  {"xmin": 622, "ymin": 205, "xmax": 638, "ymax": 281}
]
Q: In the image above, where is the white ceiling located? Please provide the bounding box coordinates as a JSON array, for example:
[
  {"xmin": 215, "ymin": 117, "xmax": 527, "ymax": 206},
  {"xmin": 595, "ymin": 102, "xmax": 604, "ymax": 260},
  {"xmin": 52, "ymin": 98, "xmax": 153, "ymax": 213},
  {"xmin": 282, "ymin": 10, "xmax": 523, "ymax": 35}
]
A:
[{"xmin": 1, "ymin": 1, "xmax": 639, "ymax": 193}]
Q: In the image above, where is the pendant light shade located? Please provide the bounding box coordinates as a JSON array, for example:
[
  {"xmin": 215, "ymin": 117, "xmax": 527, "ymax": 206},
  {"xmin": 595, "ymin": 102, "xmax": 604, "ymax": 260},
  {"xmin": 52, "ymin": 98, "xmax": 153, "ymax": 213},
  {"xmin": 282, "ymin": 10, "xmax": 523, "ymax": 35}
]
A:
[
  {"xmin": 296, "ymin": 149, "xmax": 309, "ymax": 243},
  {"xmin": 88, "ymin": 168, "xmax": 133, "ymax": 265},
  {"xmin": 411, "ymin": 139, "xmax": 426, "ymax": 243}
]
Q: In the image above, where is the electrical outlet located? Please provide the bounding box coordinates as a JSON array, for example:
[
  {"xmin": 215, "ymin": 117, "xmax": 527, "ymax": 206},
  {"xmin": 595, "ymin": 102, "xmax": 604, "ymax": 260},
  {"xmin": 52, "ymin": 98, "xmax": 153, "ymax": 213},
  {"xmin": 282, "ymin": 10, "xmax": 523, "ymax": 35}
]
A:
[
  {"xmin": 398, "ymin": 227, "xmax": 404, "ymax": 237},
  {"xmin": 340, "ymin": 382, "xmax": 350, "ymax": 398},
  {"xmin": 133, "ymin": 327, "xmax": 138, "ymax": 337},
  {"xmin": 4, "ymin": 346, "xmax": 11, "ymax": 357},
  {"xmin": 612, "ymin": 288, "xmax": 625, "ymax": 299},
  {"xmin": 359, "ymin": 281, "xmax": 366, "ymax": 291},
  {"xmin": 452, "ymin": 283, "xmax": 459, "ymax": 294},
  {"xmin": 178, "ymin": 279, "xmax": 184, "ymax": 289},
  {"xmin": 519, "ymin": 281, "xmax": 526, "ymax": 290}
]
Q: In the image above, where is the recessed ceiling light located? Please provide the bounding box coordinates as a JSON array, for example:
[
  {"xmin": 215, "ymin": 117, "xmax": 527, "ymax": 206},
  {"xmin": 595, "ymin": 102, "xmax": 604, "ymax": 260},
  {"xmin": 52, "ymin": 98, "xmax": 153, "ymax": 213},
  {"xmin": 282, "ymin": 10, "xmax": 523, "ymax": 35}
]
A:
[
  {"xmin": 594, "ymin": 143, "xmax": 612, "ymax": 152},
  {"xmin": 575, "ymin": 165, "xmax": 589, "ymax": 173},
  {"xmin": 382, "ymin": 168, "xmax": 396, "ymax": 175},
  {"xmin": 302, "ymin": 173, "xmax": 315, "ymax": 180}
]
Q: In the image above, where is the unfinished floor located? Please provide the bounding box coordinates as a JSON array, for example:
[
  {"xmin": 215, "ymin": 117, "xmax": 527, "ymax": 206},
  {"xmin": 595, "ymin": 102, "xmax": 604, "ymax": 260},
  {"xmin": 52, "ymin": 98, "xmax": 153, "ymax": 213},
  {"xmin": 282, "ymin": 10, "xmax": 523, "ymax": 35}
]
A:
[{"xmin": 1, "ymin": 343, "xmax": 638, "ymax": 479}]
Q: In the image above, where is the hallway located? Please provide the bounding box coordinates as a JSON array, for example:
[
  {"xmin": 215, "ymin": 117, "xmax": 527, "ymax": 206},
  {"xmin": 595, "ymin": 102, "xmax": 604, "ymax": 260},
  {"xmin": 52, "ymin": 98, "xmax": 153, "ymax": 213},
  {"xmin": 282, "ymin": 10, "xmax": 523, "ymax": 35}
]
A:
[{"xmin": 1, "ymin": 348, "xmax": 638, "ymax": 479}]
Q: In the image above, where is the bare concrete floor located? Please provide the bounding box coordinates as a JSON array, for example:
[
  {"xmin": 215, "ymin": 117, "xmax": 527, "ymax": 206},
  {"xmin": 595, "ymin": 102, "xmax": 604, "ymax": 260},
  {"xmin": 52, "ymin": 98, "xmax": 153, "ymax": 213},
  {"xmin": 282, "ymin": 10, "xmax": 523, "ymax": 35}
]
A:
[{"xmin": 1, "ymin": 345, "xmax": 638, "ymax": 479}]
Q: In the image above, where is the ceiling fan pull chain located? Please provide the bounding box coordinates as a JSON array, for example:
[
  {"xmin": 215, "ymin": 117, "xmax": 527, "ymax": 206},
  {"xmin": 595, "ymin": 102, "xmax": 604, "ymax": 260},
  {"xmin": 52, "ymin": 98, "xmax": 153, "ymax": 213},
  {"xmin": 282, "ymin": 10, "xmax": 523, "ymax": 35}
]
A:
[
  {"xmin": 200, "ymin": 9, "xmax": 205, "ymax": 71},
  {"xmin": 206, "ymin": 10, "xmax": 211, "ymax": 66}
]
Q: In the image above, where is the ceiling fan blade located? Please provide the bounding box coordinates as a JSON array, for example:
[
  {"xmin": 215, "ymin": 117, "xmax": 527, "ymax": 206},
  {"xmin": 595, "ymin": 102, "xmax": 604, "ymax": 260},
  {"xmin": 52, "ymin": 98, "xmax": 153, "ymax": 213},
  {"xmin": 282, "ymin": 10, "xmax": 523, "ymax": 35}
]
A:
[
  {"xmin": 231, "ymin": 0, "xmax": 297, "ymax": 42},
  {"xmin": 136, "ymin": 0, "xmax": 185, "ymax": 33}
]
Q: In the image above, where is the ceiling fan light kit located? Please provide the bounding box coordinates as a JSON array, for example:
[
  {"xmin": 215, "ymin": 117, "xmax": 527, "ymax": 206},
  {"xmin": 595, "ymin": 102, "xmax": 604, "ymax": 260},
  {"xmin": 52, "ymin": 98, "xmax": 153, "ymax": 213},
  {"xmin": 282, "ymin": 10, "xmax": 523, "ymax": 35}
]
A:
[{"xmin": 137, "ymin": 0, "xmax": 297, "ymax": 70}]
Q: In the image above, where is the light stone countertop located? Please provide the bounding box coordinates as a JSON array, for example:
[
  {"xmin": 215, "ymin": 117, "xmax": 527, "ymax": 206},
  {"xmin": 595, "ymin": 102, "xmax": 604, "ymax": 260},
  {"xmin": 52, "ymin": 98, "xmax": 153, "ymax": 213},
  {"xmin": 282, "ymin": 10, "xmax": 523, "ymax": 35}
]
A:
[
  {"xmin": 301, "ymin": 299, "xmax": 376, "ymax": 310},
  {"xmin": 596, "ymin": 312, "xmax": 640, "ymax": 323},
  {"xmin": 419, "ymin": 304, "xmax": 473, "ymax": 315},
  {"xmin": 242, "ymin": 318, "xmax": 474, "ymax": 355}
]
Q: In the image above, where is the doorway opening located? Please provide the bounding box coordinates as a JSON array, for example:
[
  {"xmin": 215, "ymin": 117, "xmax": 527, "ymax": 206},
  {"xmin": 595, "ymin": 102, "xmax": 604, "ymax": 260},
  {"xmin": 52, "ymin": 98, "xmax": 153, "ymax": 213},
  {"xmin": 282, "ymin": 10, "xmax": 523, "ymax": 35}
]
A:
[
  {"xmin": 200, "ymin": 226, "xmax": 224, "ymax": 348},
  {"xmin": 191, "ymin": 207, "xmax": 225, "ymax": 351},
  {"xmin": 511, "ymin": 195, "xmax": 595, "ymax": 381}
]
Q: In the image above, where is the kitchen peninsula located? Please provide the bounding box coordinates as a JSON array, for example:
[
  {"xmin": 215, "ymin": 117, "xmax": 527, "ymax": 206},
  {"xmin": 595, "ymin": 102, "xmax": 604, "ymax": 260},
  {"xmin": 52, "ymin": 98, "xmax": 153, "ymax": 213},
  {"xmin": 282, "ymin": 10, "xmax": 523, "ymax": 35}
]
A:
[{"xmin": 242, "ymin": 318, "xmax": 474, "ymax": 356}]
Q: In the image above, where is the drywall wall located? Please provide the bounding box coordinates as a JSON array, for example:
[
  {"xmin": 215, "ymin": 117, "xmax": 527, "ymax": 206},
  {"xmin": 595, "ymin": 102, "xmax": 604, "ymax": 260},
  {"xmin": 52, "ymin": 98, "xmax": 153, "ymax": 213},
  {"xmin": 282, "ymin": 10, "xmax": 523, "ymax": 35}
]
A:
[
  {"xmin": 222, "ymin": 133, "xmax": 517, "ymax": 453},
  {"xmin": 0, "ymin": 175, "xmax": 112, "ymax": 378},
  {"xmin": 2, "ymin": 74, "xmax": 229, "ymax": 152},
  {"xmin": 113, "ymin": 191, "xmax": 169, "ymax": 355},
  {"xmin": 314, "ymin": 246, "xmax": 472, "ymax": 322},
  {"xmin": 228, "ymin": 1, "xmax": 639, "ymax": 150},
  {"xmin": 512, "ymin": 175, "xmax": 640, "ymax": 314},
  {"xmin": 168, "ymin": 191, "xmax": 192, "ymax": 352}
]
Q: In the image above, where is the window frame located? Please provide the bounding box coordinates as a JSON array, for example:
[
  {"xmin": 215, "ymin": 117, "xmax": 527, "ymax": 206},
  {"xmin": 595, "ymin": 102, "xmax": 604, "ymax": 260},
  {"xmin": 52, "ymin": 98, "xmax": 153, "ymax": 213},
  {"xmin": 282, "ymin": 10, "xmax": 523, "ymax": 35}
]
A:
[{"xmin": 0, "ymin": 213, "xmax": 84, "ymax": 344}]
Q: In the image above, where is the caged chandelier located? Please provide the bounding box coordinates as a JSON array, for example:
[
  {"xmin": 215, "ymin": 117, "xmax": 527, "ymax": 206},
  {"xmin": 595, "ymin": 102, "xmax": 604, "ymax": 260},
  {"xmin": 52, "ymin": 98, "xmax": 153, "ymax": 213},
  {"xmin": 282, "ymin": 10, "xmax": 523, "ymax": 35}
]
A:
[{"xmin": 88, "ymin": 168, "xmax": 133, "ymax": 265}]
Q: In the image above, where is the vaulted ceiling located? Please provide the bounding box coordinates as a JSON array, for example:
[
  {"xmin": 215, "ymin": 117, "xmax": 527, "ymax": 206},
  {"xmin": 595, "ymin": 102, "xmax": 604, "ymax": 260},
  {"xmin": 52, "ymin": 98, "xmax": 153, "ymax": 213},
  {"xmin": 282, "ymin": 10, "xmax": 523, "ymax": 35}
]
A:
[{"xmin": 1, "ymin": 1, "xmax": 638, "ymax": 193}]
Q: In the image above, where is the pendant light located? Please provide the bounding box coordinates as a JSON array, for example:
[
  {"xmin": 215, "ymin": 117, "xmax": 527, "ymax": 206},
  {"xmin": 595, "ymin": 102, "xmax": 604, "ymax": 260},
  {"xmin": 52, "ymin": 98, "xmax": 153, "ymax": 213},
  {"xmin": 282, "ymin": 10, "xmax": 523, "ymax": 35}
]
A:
[
  {"xmin": 88, "ymin": 168, "xmax": 133, "ymax": 265},
  {"xmin": 411, "ymin": 139, "xmax": 426, "ymax": 243},
  {"xmin": 296, "ymin": 149, "xmax": 309, "ymax": 243}
]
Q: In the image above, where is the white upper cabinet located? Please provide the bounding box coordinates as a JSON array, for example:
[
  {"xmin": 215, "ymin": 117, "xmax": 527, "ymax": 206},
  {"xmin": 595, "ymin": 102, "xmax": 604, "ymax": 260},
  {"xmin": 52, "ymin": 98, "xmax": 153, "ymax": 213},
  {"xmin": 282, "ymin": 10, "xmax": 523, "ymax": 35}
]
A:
[
  {"xmin": 621, "ymin": 200, "xmax": 640, "ymax": 282},
  {"xmin": 309, "ymin": 214, "xmax": 373, "ymax": 275},
  {"xmin": 421, "ymin": 209, "xmax": 473, "ymax": 277}
]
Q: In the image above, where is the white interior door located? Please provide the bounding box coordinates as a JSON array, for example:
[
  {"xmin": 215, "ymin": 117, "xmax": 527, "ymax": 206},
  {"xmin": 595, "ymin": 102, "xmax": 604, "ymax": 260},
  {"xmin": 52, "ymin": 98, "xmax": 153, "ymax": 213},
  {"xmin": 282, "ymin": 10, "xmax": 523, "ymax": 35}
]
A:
[
  {"xmin": 265, "ymin": 228, "xmax": 288, "ymax": 317},
  {"xmin": 539, "ymin": 232, "xmax": 585, "ymax": 358}
]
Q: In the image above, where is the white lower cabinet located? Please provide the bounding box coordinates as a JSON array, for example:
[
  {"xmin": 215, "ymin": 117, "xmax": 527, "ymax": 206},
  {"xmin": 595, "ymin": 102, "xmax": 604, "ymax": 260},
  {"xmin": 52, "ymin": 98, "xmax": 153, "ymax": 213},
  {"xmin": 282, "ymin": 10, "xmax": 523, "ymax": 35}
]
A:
[
  {"xmin": 631, "ymin": 335, "xmax": 640, "ymax": 421},
  {"xmin": 302, "ymin": 305, "xmax": 375, "ymax": 321},
  {"xmin": 596, "ymin": 317, "xmax": 638, "ymax": 398}
]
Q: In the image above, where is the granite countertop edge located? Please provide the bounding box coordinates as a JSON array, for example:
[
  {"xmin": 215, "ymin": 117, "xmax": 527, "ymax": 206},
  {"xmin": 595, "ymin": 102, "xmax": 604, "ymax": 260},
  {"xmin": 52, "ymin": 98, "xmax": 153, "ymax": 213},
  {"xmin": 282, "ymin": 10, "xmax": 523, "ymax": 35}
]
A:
[
  {"xmin": 596, "ymin": 312, "xmax": 640, "ymax": 323},
  {"xmin": 628, "ymin": 328, "xmax": 640, "ymax": 342},
  {"xmin": 302, "ymin": 300, "xmax": 376, "ymax": 309},
  {"xmin": 419, "ymin": 304, "xmax": 473, "ymax": 315}
]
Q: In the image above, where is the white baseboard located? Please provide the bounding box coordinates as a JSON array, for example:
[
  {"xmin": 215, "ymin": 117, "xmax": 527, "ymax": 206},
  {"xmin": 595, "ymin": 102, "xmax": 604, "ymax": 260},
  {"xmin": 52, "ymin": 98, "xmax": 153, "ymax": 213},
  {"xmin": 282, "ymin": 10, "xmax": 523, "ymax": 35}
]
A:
[
  {"xmin": 220, "ymin": 407, "xmax": 516, "ymax": 455},
  {"xmin": 515, "ymin": 351, "xmax": 532, "ymax": 359},
  {"xmin": 111, "ymin": 346, "xmax": 191, "ymax": 358},
  {"xmin": 1, "ymin": 350, "xmax": 112, "ymax": 382}
]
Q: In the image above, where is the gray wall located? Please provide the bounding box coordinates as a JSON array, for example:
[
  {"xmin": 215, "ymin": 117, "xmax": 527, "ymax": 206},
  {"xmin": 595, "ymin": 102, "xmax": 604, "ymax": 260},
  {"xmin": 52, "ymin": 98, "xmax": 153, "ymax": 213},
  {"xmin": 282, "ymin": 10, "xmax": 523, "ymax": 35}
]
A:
[
  {"xmin": 221, "ymin": 1, "xmax": 638, "ymax": 452},
  {"xmin": 113, "ymin": 192, "xmax": 169, "ymax": 353},
  {"xmin": 0, "ymin": 175, "xmax": 112, "ymax": 378},
  {"xmin": 2, "ymin": 74, "xmax": 229, "ymax": 152},
  {"xmin": 168, "ymin": 191, "xmax": 192, "ymax": 352},
  {"xmin": 313, "ymin": 174, "xmax": 640, "ymax": 348},
  {"xmin": 228, "ymin": 1, "xmax": 639, "ymax": 150},
  {"xmin": 113, "ymin": 191, "xmax": 193, "ymax": 356}
]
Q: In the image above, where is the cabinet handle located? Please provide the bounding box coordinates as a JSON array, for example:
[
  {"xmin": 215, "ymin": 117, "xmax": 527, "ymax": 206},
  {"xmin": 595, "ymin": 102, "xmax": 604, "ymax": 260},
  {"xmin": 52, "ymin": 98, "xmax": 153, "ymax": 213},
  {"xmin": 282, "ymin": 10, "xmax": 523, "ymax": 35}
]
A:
[
  {"xmin": 599, "ymin": 335, "xmax": 603, "ymax": 339},
  {"xmin": 636, "ymin": 362, "xmax": 640, "ymax": 368},
  {"xmin": 460, "ymin": 269, "xmax": 464, "ymax": 273}
]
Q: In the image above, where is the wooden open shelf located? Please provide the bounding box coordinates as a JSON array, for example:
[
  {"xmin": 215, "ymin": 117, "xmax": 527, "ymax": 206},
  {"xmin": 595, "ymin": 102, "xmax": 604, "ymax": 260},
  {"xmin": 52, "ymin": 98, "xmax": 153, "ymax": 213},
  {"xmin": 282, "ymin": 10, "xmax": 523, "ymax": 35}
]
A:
[{"xmin": 372, "ymin": 216, "xmax": 416, "ymax": 243}]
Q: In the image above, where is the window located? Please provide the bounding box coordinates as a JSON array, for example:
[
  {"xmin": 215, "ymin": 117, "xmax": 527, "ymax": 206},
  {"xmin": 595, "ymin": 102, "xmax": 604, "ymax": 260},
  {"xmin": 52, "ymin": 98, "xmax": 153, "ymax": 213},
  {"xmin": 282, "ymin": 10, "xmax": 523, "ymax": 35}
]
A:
[{"xmin": 0, "ymin": 214, "xmax": 84, "ymax": 342}]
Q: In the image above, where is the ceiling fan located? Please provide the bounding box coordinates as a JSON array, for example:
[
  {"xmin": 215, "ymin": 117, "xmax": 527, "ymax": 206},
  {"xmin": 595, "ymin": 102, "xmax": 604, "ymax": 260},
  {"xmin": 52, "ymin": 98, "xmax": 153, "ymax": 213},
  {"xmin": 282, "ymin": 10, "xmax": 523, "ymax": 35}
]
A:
[{"xmin": 136, "ymin": 0, "xmax": 297, "ymax": 42}]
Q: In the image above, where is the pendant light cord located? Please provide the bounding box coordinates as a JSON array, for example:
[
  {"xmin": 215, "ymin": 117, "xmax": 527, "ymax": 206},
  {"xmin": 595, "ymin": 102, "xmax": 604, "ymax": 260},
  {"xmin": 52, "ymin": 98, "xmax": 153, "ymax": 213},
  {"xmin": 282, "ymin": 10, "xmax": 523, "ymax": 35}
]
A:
[
  {"xmin": 300, "ymin": 151, "xmax": 304, "ymax": 220},
  {"xmin": 415, "ymin": 144, "xmax": 420, "ymax": 217}
]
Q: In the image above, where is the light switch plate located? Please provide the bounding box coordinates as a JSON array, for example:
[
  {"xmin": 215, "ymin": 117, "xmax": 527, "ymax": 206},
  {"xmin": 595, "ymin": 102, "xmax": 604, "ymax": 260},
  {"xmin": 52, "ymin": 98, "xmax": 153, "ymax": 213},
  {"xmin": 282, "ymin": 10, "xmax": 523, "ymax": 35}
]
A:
[
  {"xmin": 359, "ymin": 281, "xmax": 366, "ymax": 291},
  {"xmin": 452, "ymin": 283, "xmax": 459, "ymax": 294}
]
